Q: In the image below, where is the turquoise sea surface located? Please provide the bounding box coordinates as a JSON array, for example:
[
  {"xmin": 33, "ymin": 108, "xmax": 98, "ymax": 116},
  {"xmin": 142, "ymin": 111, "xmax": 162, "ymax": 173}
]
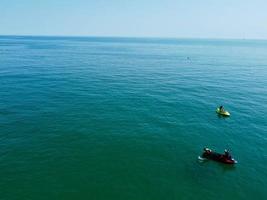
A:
[{"xmin": 0, "ymin": 36, "xmax": 267, "ymax": 200}]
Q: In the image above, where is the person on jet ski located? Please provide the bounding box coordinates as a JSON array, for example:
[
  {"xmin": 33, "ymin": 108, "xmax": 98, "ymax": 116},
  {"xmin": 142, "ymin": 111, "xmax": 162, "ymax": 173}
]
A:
[
  {"xmin": 224, "ymin": 149, "xmax": 232, "ymax": 159},
  {"xmin": 219, "ymin": 105, "xmax": 225, "ymax": 112}
]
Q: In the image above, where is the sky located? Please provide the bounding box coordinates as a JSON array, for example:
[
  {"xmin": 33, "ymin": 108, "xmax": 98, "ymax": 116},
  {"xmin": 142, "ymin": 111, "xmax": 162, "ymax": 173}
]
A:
[{"xmin": 1, "ymin": 0, "xmax": 267, "ymax": 39}]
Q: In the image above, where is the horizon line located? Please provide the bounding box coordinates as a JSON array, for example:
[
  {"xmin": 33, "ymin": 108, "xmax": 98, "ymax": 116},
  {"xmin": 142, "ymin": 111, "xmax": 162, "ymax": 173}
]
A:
[{"xmin": 0, "ymin": 34, "xmax": 267, "ymax": 41}]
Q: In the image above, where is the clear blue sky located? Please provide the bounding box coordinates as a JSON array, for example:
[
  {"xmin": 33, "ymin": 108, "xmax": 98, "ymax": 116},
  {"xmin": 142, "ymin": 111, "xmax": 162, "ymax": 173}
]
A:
[{"xmin": 1, "ymin": 0, "xmax": 267, "ymax": 39}]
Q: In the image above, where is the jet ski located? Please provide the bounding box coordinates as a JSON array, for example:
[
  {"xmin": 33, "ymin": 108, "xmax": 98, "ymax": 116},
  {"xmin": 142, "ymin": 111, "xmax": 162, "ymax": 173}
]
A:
[
  {"xmin": 216, "ymin": 108, "xmax": 230, "ymax": 116},
  {"xmin": 199, "ymin": 148, "xmax": 237, "ymax": 164}
]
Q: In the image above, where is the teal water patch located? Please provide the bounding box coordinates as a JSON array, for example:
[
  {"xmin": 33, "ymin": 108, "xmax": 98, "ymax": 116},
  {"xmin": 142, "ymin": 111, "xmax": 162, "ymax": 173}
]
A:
[{"xmin": 0, "ymin": 36, "xmax": 267, "ymax": 200}]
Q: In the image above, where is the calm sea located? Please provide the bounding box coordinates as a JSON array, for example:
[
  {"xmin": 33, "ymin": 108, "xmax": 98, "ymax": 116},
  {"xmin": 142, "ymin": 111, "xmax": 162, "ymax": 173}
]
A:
[{"xmin": 0, "ymin": 36, "xmax": 267, "ymax": 200}]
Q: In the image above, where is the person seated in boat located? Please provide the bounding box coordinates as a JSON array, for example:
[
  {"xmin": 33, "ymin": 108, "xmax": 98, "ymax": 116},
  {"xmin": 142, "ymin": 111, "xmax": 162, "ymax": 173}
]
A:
[
  {"xmin": 224, "ymin": 149, "xmax": 232, "ymax": 159},
  {"xmin": 219, "ymin": 105, "xmax": 225, "ymax": 112},
  {"xmin": 203, "ymin": 148, "xmax": 212, "ymax": 154}
]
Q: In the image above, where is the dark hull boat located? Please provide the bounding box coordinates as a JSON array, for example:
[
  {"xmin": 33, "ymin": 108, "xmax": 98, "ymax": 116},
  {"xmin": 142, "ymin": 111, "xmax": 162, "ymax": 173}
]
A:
[{"xmin": 200, "ymin": 150, "xmax": 238, "ymax": 164}]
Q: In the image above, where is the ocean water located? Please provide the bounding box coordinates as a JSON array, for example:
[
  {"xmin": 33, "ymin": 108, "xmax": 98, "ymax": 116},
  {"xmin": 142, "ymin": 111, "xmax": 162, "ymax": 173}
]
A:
[{"xmin": 0, "ymin": 36, "xmax": 267, "ymax": 200}]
